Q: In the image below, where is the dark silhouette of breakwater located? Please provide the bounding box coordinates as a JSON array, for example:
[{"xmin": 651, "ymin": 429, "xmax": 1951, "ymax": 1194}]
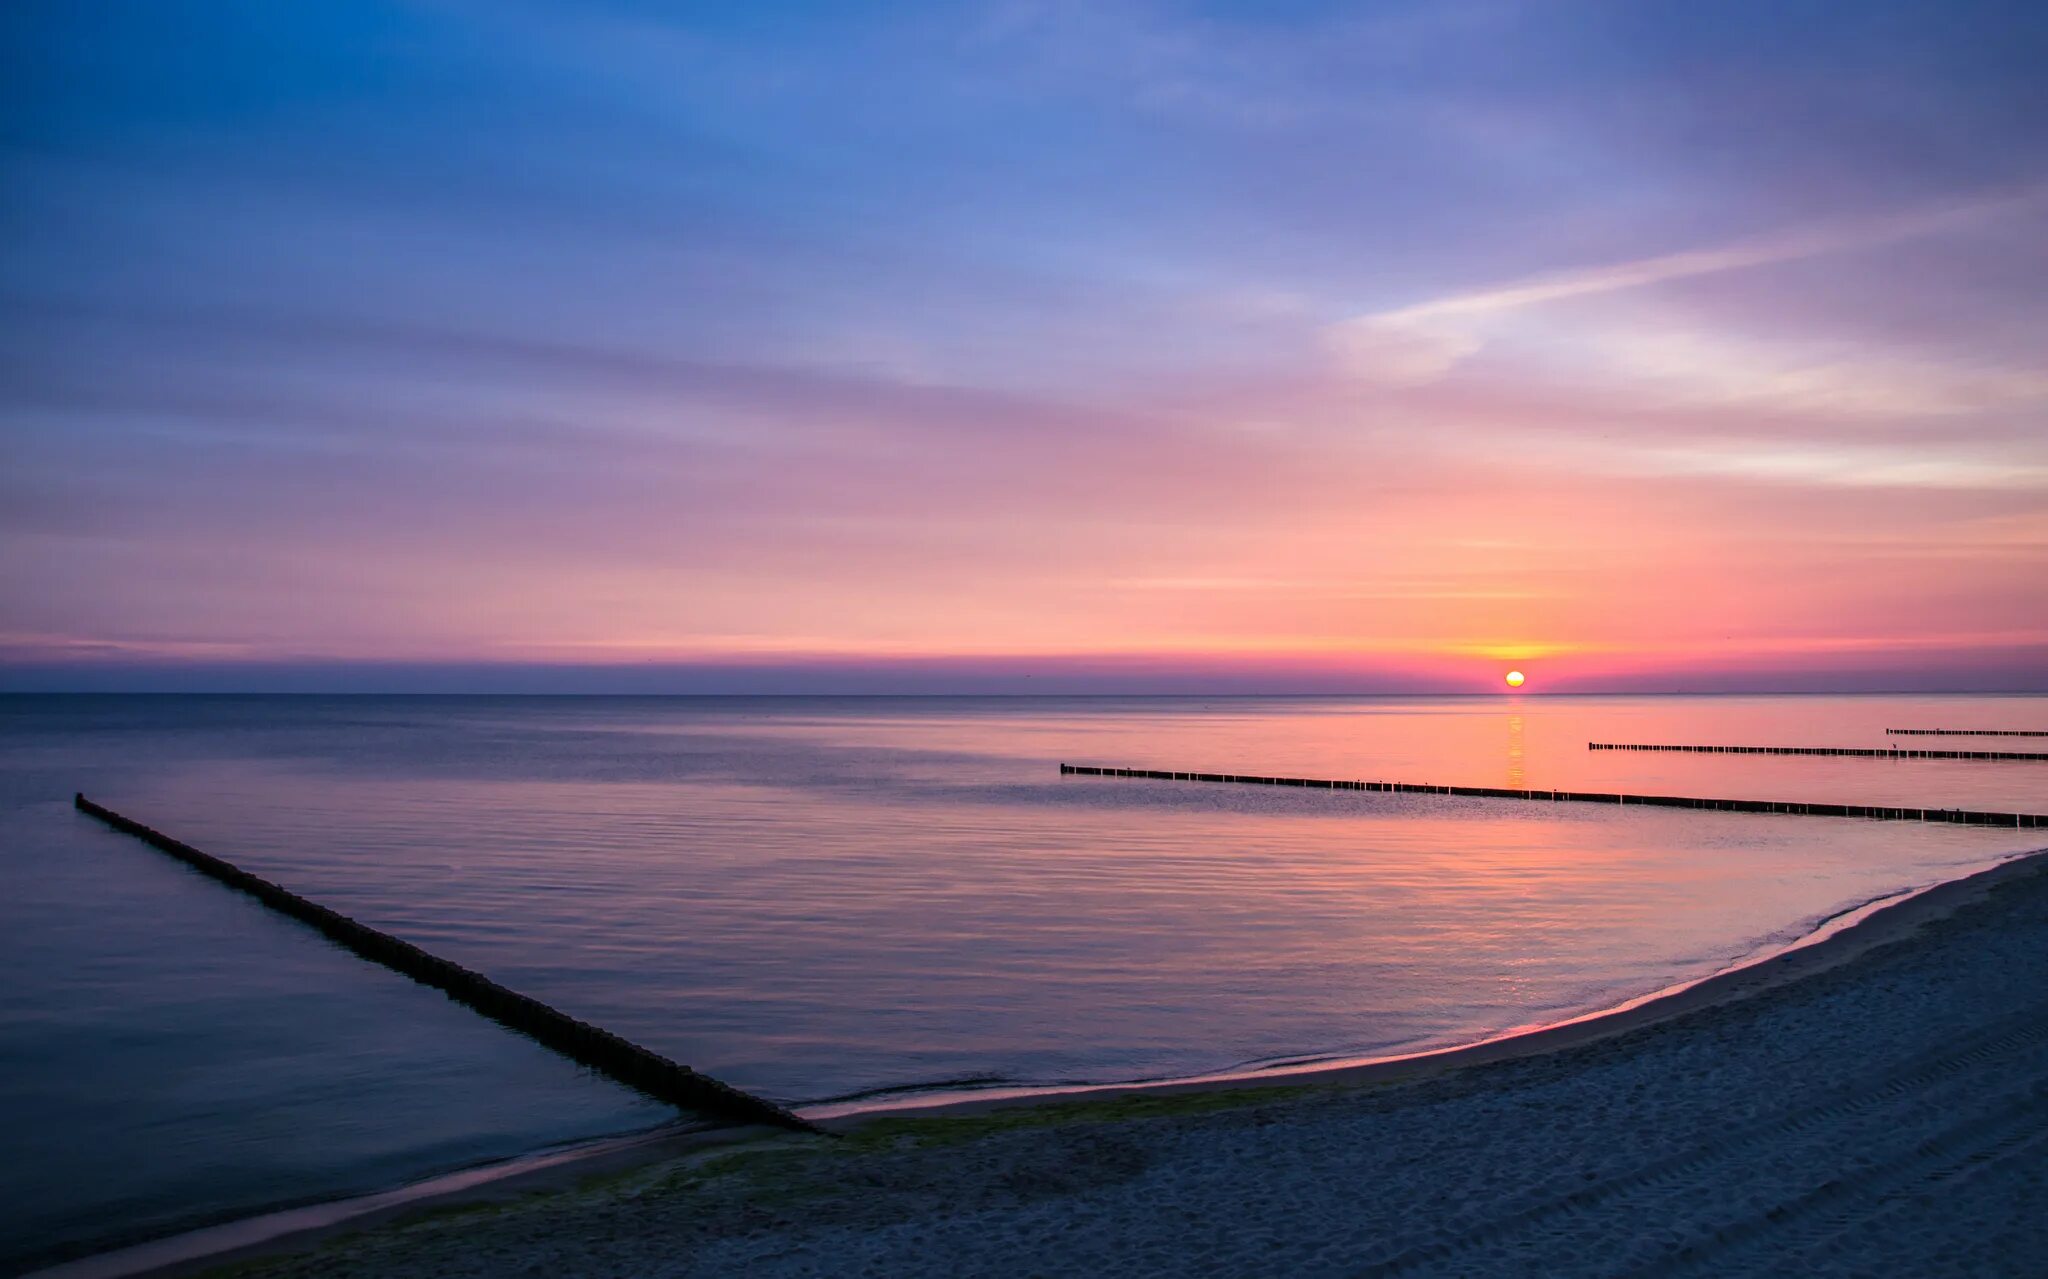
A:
[
  {"xmin": 74, "ymin": 793, "xmax": 822, "ymax": 1135},
  {"xmin": 1587, "ymin": 742, "xmax": 2048, "ymax": 761},
  {"xmin": 1887, "ymin": 728, "xmax": 2048, "ymax": 738},
  {"xmin": 1058, "ymin": 765, "xmax": 2045, "ymax": 827}
]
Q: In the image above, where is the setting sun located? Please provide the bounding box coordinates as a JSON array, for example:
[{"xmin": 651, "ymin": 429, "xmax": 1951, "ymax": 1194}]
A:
[{"xmin": 1505, "ymin": 670, "xmax": 1526, "ymax": 687}]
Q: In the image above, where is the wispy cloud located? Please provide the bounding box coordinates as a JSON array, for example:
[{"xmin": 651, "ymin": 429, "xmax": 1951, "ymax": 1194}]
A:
[
  {"xmin": 1559, "ymin": 326, "xmax": 2048, "ymax": 419},
  {"xmin": 1504, "ymin": 429, "xmax": 2048, "ymax": 491},
  {"xmin": 1324, "ymin": 186, "xmax": 2046, "ymax": 386}
]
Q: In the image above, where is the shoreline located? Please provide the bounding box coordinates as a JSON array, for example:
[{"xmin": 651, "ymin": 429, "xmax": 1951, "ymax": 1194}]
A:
[
  {"xmin": 814, "ymin": 845, "xmax": 2048, "ymax": 1124},
  {"xmin": 20, "ymin": 1123, "xmax": 785, "ymax": 1279},
  {"xmin": 35, "ymin": 842, "xmax": 2048, "ymax": 1279}
]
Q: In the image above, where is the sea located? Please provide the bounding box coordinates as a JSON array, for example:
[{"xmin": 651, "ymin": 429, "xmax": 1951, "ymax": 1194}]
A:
[{"xmin": 3, "ymin": 693, "xmax": 2044, "ymax": 1270}]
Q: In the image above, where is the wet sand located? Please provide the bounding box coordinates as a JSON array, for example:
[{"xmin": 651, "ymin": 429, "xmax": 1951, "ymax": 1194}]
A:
[{"xmin": 112, "ymin": 843, "xmax": 2048, "ymax": 1278}]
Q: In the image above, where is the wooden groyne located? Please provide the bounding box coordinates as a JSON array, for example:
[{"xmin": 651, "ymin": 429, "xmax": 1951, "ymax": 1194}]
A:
[
  {"xmin": 1058, "ymin": 765, "xmax": 2046, "ymax": 828},
  {"xmin": 1887, "ymin": 728, "xmax": 2048, "ymax": 738},
  {"xmin": 1587, "ymin": 742, "xmax": 2048, "ymax": 761},
  {"xmin": 73, "ymin": 794, "xmax": 822, "ymax": 1135}
]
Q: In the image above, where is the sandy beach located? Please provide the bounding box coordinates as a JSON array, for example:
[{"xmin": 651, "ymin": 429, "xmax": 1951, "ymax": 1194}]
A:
[{"xmin": 129, "ymin": 843, "xmax": 2048, "ymax": 1278}]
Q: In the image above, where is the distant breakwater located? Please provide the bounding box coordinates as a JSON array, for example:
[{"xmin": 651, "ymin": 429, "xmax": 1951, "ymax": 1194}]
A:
[
  {"xmin": 73, "ymin": 794, "xmax": 822, "ymax": 1135},
  {"xmin": 1058, "ymin": 765, "xmax": 2046, "ymax": 828},
  {"xmin": 1587, "ymin": 742, "xmax": 2048, "ymax": 761},
  {"xmin": 1887, "ymin": 728, "xmax": 2048, "ymax": 738}
]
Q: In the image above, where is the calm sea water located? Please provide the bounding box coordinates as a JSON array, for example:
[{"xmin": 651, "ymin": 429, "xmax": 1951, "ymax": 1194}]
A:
[{"xmin": 3, "ymin": 693, "xmax": 2044, "ymax": 1268}]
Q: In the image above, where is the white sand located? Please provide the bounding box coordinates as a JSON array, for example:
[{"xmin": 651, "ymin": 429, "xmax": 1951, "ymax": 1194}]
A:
[{"xmin": 158, "ymin": 848, "xmax": 2048, "ymax": 1276}]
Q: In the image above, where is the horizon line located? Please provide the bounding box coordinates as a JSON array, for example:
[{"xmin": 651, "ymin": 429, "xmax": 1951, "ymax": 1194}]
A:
[{"xmin": 6, "ymin": 688, "xmax": 2044, "ymax": 698}]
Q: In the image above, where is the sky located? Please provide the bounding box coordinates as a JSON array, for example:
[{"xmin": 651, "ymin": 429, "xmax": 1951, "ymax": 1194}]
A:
[{"xmin": 2, "ymin": 0, "xmax": 2045, "ymax": 693}]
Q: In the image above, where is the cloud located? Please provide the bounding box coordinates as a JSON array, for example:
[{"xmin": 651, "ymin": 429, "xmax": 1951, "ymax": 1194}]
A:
[
  {"xmin": 1323, "ymin": 185, "xmax": 2046, "ymax": 384},
  {"xmin": 1574, "ymin": 326, "xmax": 2048, "ymax": 418},
  {"xmin": 1319, "ymin": 313, "xmax": 1480, "ymax": 385},
  {"xmin": 1516, "ymin": 430, "xmax": 2048, "ymax": 491}
]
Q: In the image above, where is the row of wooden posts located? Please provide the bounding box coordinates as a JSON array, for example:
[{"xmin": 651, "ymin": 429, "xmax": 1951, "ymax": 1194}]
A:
[
  {"xmin": 1587, "ymin": 742, "xmax": 2048, "ymax": 761},
  {"xmin": 1058, "ymin": 764, "xmax": 2046, "ymax": 828},
  {"xmin": 1886, "ymin": 728, "xmax": 2048, "ymax": 738},
  {"xmin": 74, "ymin": 794, "xmax": 822, "ymax": 1134}
]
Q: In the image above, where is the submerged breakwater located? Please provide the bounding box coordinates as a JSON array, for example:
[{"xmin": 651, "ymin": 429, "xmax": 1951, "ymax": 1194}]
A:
[
  {"xmin": 1587, "ymin": 742, "xmax": 2048, "ymax": 761},
  {"xmin": 72, "ymin": 794, "xmax": 822, "ymax": 1135},
  {"xmin": 1058, "ymin": 765, "xmax": 2048, "ymax": 827},
  {"xmin": 1887, "ymin": 728, "xmax": 2048, "ymax": 738}
]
